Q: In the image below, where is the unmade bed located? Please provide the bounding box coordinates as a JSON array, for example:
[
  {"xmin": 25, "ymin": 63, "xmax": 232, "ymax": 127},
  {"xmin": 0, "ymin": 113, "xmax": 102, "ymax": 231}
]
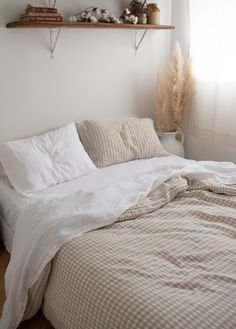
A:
[
  {"xmin": 1, "ymin": 157, "xmax": 236, "ymax": 329},
  {"xmin": 0, "ymin": 121, "xmax": 236, "ymax": 329},
  {"xmin": 40, "ymin": 175, "xmax": 236, "ymax": 329}
]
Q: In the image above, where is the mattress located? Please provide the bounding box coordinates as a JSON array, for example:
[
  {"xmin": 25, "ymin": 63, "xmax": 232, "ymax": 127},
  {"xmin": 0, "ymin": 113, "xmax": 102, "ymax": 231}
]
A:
[{"xmin": 0, "ymin": 155, "xmax": 183, "ymax": 253}]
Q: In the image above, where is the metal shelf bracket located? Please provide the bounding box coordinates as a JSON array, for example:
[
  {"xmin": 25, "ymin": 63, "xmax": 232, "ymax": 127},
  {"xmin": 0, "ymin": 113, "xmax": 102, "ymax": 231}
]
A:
[
  {"xmin": 135, "ymin": 29, "xmax": 148, "ymax": 55},
  {"xmin": 48, "ymin": 0, "xmax": 60, "ymax": 59},
  {"xmin": 49, "ymin": 27, "xmax": 62, "ymax": 59}
]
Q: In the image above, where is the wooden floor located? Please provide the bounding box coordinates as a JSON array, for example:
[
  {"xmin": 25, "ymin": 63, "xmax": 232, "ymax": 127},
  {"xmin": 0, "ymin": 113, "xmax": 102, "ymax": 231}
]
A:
[{"xmin": 0, "ymin": 246, "xmax": 54, "ymax": 328}]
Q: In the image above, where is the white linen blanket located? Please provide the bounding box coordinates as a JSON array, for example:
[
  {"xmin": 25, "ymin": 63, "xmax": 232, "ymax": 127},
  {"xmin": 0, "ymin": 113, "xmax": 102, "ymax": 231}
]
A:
[{"xmin": 1, "ymin": 156, "xmax": 236, "ymax": 329}]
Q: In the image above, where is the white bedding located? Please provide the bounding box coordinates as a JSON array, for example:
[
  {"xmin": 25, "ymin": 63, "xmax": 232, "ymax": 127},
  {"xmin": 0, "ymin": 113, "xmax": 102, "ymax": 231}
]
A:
[
  {"xmin": 0, "ymin": 155, "xmax": 192, "ymax": 252},
  {"xmin": 0, "ymin": 180, "xmax": 32, "ymax": 252},
  {"xmin": 0, "ymin": 123, "xmax": 96, "ymax": 195},
  {"xmin": 1, "ymin": 155, "xmax": 236, "ymax": 329}
]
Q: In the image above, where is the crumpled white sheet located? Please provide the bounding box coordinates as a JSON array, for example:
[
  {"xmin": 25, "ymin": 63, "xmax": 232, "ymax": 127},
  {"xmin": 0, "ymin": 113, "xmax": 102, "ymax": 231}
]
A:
[{"xmin": 1, "ymin": 155, "xmax": 236, "ymax": 329}]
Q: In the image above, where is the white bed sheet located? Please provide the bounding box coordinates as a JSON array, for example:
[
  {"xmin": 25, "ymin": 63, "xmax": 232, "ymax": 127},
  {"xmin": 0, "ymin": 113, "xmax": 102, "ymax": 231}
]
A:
[
  {"xmin": 0, "ymin": 155, "xmax": 190, "ymax": 252},
  {"xmin": 0, "ymin": 181, "xmax": 33, "ymax": 252}
]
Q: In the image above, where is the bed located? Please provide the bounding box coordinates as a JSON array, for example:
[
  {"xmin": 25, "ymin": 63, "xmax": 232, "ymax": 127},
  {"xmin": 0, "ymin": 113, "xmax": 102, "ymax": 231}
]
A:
[{"xmin": 0, "ymin": 121, "xmax": 236, "ymax": 329}]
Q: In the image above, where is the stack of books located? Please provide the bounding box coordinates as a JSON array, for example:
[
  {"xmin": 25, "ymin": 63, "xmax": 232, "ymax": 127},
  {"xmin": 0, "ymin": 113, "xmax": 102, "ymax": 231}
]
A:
[{"xmin": 20, "ymin": 4, "xmax": 63, "ymax": 22}]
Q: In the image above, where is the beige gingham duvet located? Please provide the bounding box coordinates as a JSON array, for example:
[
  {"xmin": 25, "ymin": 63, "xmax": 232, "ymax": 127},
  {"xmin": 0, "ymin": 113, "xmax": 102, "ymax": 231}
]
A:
[{"xmin": 24, "ymin": 175, "xmax": 236, "ymax": 329}]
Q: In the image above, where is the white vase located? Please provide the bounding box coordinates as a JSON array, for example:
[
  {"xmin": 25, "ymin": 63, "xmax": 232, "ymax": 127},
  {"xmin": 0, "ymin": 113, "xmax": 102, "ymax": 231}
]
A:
[{"xmin": 160, "ymin": 131, "xmax": 185, "ymax": 158}]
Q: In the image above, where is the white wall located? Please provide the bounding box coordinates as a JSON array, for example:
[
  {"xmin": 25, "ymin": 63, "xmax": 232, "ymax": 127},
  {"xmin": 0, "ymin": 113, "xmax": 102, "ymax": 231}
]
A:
[
  {"xmin": 0, "ymin": 0, "xmax": 172, "ymax": 141},
  {"xmin": 171, "ymin": 0, "xmax": 189, "ymax": 58}
]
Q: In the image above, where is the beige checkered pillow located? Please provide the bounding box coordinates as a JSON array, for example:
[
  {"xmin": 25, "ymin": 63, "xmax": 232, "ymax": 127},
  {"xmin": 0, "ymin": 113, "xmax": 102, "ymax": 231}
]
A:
[
  {"xmin": 0, "ymin": 162, "xmax": 5, "ymax": 177},
  {"xmin": 77, "ymin": 118, "xmax": 168, "ymax": 168},
  {"xmin": 0, "ymin": 162, "xmax": 13, "ymax": 189}
]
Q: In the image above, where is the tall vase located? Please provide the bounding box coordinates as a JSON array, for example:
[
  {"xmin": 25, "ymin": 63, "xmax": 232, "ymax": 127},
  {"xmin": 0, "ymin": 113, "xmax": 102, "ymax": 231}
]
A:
[{"xmin": 160, "ymin": 131, "xmax": 185, "ymax": 158}]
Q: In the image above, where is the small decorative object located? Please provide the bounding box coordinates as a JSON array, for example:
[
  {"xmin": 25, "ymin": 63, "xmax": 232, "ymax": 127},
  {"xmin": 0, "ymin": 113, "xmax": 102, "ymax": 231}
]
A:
[
  {"xmin": 89, "ymin": 15, "xmax": 98, "ymax": 23},
  {"xmin": 130, "ymin": 1, "xmax": 148, "ymax": 16},
  {"xmin": 108, "ymin": 15, "xmax": 121, "ymax": 24},
  {"xmin": 130, "ymin": 0, "xmax": 148, "ymax": 24},
  {"xmin": 147, "ymin": 3, "xmax": 160, "ymax": 25},
  {"xmin": 129, "ymin": 15, "xmax": 138, "ymax": 24},
  {"xmin": 91, "ymin": 7, "xmax": 101, "ymax": 18},
  {"xmin": 121, "ymin": 8, "xmax": 131, "ymax": 18},
  {"xmin": 68, "ymin": 15, "xmax": 77, "ymax": 23},
  {"xmin": 99, "ymin": 9, "xmax": 109, "ymax": 22},
  {"xmin": 160, "ymin": 131, "xmax": 185, "ymax": 157},
  {"xmin": 69, "ymin": 6, "xmax": 121, "ymax": 24},
  {"xmin": 120, "ymin": 8, "xmax": 138, "ymax": 24},
  {"xmin": 72, "ymin": 7, "xmax": 97, "ymax": 23},
  {"xmin": 138, "ymin": 13, "xmax": 147, "ymax": 24},
  {"xmin": 156, "ymin": 42, "xmax": 196, "ymax": 157}
]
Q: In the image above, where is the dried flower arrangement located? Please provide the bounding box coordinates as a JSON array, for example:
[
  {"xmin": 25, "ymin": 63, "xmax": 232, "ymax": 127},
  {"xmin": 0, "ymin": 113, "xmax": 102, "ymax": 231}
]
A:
[
  {"xmin": 130, "ymin": 0, "xmax": 148, "ymax": 16},
  {"xmin": 156, "ymin": 41, "xmax": 196, "ymax": 133}
]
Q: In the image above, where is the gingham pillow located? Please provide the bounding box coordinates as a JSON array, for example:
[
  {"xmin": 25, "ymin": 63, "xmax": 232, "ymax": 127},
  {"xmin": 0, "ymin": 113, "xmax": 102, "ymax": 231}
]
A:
[{"xmin": 77, "ymin": 118, "xmax": 168, "ymax": 168}]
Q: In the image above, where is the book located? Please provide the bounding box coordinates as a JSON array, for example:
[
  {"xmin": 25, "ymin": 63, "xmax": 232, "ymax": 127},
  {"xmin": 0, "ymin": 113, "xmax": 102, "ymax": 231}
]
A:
[
  {"xmin": 21, "ymin": 16, "xmax": 63, "ymax": 22},
  {"xmin": 26, "ymin": 6, "xmax": 58, "ymax": 14},
  {"xmin": 21, "ymin": 12, "xmax": 61, "ymax": 18}
]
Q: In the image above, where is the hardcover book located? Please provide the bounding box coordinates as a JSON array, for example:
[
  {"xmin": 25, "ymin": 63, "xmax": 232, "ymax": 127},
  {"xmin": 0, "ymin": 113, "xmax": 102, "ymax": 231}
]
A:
[
  {"xmin": 26, "ymin": 7, "xmax": 58, "ymax": 14},
  {"xmin": 21, "ymin": 12, "xmax": 61, "ymax": 18},
  {"xmin": 21, "ymin": 16, "xmax": 63, "ymax": 22}
]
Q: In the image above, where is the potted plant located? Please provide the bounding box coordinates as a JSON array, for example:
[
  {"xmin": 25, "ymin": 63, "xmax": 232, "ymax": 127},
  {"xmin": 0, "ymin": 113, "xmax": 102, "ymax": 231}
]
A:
[{"xmin": 156, "ymin": 41, "xmax": 196, "ymax": 157}]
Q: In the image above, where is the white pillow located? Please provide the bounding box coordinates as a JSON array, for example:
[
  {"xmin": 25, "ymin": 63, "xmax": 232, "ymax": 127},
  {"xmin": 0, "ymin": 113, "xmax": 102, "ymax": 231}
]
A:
[{"xmin": 0, "ymin": 122, "xmax": 97, "ymax": 195}]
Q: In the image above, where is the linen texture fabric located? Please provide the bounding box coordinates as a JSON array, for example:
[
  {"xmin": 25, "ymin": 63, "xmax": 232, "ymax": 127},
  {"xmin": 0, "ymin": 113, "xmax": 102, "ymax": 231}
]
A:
[
  {"xmin": 0, "ymin": 162, "xmax": 4, "ymax": 177},
  {"xmin": 77, "ymin": 118, "xmax": 168, "ymax": 168},
  {"xmin": 0, "ymin": 163, "xmax": 12, "ymax": 189},
  {"xmin": 25, "ymin": 175, "xmax": 236, "ymax": 329},
  {"xmin": 0, "ymin": 123, "xmax": 96, "ymax": 194}
]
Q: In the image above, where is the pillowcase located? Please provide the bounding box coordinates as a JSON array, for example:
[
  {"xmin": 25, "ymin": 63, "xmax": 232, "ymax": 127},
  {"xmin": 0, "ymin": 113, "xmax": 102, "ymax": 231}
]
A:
[
  {"xmin": 0, "ymin": 163, "xmax": 12, "ymax": 189},
  {"xmin": 77, "ymin": 118, "xmax": 168, "ymax": 168},
  {"xmin": 0, "ymin": 122, "xmax": 97, "ymax": 195}
]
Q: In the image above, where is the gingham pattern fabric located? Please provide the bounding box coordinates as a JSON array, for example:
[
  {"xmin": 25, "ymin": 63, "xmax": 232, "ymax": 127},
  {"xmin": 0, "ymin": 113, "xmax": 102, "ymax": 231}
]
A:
[
  {"xmin": 0, "ymin": 162, "xmax": 12, "ymax": 189},
  {"xmin": 77, "ymin": 119, "xmax": 168, "ymax": 168},
  {"xmin": 0, "ymin": 162, "xmax": 4, "ymax": 176},
  {"xmin": 24, "ymin": 175, "xmax": 236, "ymax": 329}
]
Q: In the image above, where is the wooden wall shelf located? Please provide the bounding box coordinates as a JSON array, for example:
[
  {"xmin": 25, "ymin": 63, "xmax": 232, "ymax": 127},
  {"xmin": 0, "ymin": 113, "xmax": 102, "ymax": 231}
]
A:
[
  {"xmin": 6, "ymin": 21, "xmax": 175, "ymax": 58},
  {"xmin": 6, "ymin": 21, "xmax": 175, "ymax": 30}
]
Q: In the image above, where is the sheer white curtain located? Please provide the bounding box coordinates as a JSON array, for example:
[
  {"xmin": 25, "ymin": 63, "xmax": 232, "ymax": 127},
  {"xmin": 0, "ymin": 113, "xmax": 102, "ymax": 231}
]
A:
[{"xmin": 188, "ymin": 0, "xmax": 236, "ymax": 147}]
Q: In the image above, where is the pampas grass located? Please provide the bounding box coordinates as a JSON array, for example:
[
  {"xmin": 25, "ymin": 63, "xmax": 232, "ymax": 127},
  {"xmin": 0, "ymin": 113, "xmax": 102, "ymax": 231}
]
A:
[
  {"xmin": 156, "ymin": 71, "xmax": 171, "ymax": 132},
  {"xmin": 156, "ymin": 41, "xmax": 196, "ymax": 133}
]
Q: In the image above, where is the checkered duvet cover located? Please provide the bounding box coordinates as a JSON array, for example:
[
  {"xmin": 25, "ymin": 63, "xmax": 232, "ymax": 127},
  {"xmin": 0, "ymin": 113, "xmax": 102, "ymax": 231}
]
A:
[{"xmin": 24, "ymin": 175, "xmax": 236, "ymax": 329}]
